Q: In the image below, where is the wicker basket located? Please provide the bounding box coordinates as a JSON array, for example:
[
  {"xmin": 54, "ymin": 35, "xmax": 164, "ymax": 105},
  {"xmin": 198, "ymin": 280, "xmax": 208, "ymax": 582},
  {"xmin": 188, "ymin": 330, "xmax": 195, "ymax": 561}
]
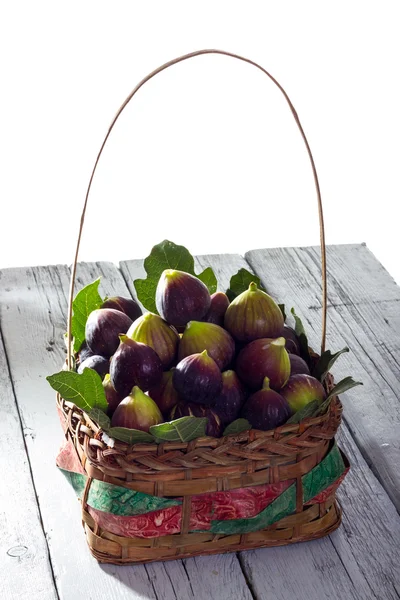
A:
[{"xmin": 57, "ymin": 50, "xmax": 349, "ymax": 564}]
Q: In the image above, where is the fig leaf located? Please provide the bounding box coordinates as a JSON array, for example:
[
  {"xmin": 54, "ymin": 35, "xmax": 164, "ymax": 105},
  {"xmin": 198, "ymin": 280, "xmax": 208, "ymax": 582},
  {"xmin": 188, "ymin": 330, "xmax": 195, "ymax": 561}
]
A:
[
  {"xmin": 108, "ymin": 427, "xmax": 155, "ymax": 444},
  {"xmin": 312, "ymin": 347, "xmax": 349, "ymax": 382},
  {"xmin": 88, "ymin": 408, "xmax": 111, "ymax": 430},
  {"xmin": 223, "ymin": 418, "xmax": 252, "ymax": 436},
  {"xmin": 278, "ymin": 303, "xmax": 286, "ymax": 322},
  {"xmin": 318, "ymin": 376, "xmax": 363, "ymax": 414},
  {"xmin": 134, "ymin": 240, "xmax": 217, "ymax": 312},
  {"xmin": 150, "ymin": 416, "xmax": 207, "ymax": 442},
  {"xmin": 290, "ymin": 308, "xmax": 311, "ymax": 365},
  {"xmin": 285, "ymin": 400, "xmax": 320, "ymax": 424},
  {"xmin": 71, "ymin": 278, "xmax": 103, "ymax": 353},
  {"xmin": 47, "ymin": 367, "xmax": 108, "ymax": 412},
  {"xmin": 226, "ymin": 268, "xmax": 265, "ymax": 301}
]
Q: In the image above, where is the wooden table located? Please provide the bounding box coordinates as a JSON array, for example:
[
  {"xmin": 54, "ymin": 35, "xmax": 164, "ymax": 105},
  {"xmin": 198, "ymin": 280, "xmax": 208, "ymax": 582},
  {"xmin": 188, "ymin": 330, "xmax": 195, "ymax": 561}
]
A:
[{"xmin": 1, "ymin": 244, "xmax": 399, "ymax": 600}]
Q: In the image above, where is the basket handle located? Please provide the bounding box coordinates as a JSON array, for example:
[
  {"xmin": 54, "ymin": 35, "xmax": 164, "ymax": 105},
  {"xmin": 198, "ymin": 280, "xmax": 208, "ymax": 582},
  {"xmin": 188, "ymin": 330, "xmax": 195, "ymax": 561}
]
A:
[{"xmin": 67, "ymin": 49, "xmax": 327, "ymax": 368}]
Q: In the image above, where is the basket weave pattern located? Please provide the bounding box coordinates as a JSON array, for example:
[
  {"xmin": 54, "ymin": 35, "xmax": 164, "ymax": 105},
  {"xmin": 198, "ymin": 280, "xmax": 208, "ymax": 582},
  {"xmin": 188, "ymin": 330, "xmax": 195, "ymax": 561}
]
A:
[{"xmin": 57, "ymin": 380, "xmax": 343, "ymax": 564}]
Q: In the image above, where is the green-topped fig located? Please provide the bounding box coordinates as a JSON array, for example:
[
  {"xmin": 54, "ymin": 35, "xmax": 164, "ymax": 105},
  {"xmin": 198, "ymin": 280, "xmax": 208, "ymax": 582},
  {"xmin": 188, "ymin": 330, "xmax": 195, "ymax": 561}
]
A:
[
  {"xmin": 85, "ymin": 308, "xmax": 133, "ymax": 357},
  {"xmin": 173, "ymin": 350, "xmax": 222, "ymax": 405},
  {"xmin": 224, "ymin": 282, "xmax": 284, "ymax": 342},
  {"xmin": 212, "ymin": 370, "xmax": 247, "ymax": 426},
  {"xmin": 236, "ymin": 337, "xmax": 290, "ymax": 391},
  {"xmin": 241, "ymin": 377, "xmax": 291, "ymax": 431},
  {"xmin": 101, "ymin": 296, "xmax": 142, "ymax": 321},
  {"xmin": 111, "ymin": 386, "xmax": 163, "ymax": 432},
  {"xmin": 203, "ymin": 292, "xmax": 230, "ymax": 326},
  {"xmin": 171, "ymin": 402, "xmax": 222, "ymax": 437},
  {"xmin": 103, "ymin": 374, "xmax": 124, "ymax": 416},
  {"xmin": 127, "ymin": 312, "xmax": 179, "ymax": 368},
  {"xmin": 110, "ymin": 335, "xmax": 163, "ymax": 396},
  {"xmin": 156, "ymin": 269, "xmax": 211, "ymax": 327},
  {"xmin": 280, "ymin": 374, "xmax": 326, "ymax": 413},
  {"xmin": 147, "ymin": 369, "xmax": 180, "ymax": 417},
  {"xmin": 178, "ymin": 320, "xmax": 235, "ymax": 370}
]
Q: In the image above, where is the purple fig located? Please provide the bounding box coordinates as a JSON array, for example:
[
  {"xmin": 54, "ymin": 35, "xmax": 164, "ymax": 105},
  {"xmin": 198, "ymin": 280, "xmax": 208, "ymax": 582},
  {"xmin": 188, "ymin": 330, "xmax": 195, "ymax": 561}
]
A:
[
  {"xmin": 289, "ymin": 353, "xmax": 310, "ymax": 376},
  {"xmin": 147, "ymin": 370, "xmax": 180, "ymax": 417},
  {"xmin": 85, "ymin": 308, "xmax": 133, "ymax": 357},
  {"xmin": 77, "ymin": 341, "xmax": 94, "ymax": 363},
  {"xmin": 178, "ymin": 320, "xmax": 235, "ymax": 370},
  {"xmin": 280, "ymin": 374, "xmax": 326, "ymax": 413},
  {"xmin": 170, "ymin": 402, "xmax": 222, "ymax": 437},
  {"xmin": 111, "ymin": 386, "xmax": 163, "ymax": 432},
  {"xmin": 236, "ymin": 337, "xmax": 290, "ymax": 391},
  {"xmin": 110, "ymin": 335, "xmax": 163, "ymax": 396},
  {"xmin": 155, "ymin": 269, "xmax": 211, "ymax": 327},
  {"xmin": 224, "ymin": 282, "xmax": 284, "ymax": 342},
  {"xmin": 282, "ymin": 325, "xmax": 301, "ymax": 355},
  {"xmin": 101, "ymin": 296, "xmax": 142, "ymax": 321},
  {"xmin": 103, "ymin": 374, "xmax": 124, "ymax": 416},
  {"xmin": 212, "ymin": 370, "xmax": 247, "ymax": 426},
  {"xmin": 241, "ymin": 377, "xmax": 292, "ymax": 431},
  {"xmin": 173, "ymin": 350, "xmax": 222, "ymax": 405},
  {"xmin": 77, "ymin": 354, "xmax": 110, "ymax": 379},
  {"xmin": 127, "ymin": 312, "xmax": 179, "ymax": 368},
  {"xmin": 203, "ymin": 292, "xmax": 230, "ymax": 326}
]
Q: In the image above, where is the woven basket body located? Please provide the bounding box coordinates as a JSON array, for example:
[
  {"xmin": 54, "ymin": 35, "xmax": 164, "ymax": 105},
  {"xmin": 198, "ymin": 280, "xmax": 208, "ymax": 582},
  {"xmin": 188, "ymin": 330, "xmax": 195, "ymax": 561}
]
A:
[{"xmin": 56, "ymin": 374, "xmax": 347, "ymax": 565}]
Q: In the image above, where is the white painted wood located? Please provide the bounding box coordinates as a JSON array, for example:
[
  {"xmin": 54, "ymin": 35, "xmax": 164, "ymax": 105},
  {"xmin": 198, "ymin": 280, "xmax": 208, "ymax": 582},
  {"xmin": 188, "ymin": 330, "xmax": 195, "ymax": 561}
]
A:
[
  {"xmin": 0, "ymin": 262, "xmax": 252, "ymax": 600},
  {"xmin": 0, "ymin": 330, "xmax": 58, "ymax": 600},
  {"xmin": 245, "ymin": 245, "xmax": 400, "ymax": 512}
]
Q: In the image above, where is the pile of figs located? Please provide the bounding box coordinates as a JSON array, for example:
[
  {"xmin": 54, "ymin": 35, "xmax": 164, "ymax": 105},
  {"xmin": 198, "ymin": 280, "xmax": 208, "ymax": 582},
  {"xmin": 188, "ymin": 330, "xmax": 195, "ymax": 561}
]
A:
[{"xmin": 78, "ymin": 270, "xmax": 327, "ymax": 437}]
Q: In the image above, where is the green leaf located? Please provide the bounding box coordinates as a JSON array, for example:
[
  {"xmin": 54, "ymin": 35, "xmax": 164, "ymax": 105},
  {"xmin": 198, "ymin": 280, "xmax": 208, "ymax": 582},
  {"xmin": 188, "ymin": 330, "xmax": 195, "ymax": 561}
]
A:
[
  {"xmin": 285, "ymin": 400, "xmax": 320, "ymax": 424},
  {"xmin": 312, "ymin": 347, "xmax": 349, "ymax": 382},
  {"xmin": 226, "ymin": 268, "xmax": 265, "ymax": 302},
  {"xmin": 318, "ymin": 376, "xmax": 363, "ymax": 415},
  {"xmin": 133, "ymin": 240, "xmax": 217, "ymax": 312},
  {"xmin": 71, "ymin": 278, "xmax": 103, "ymax": 353},
  {"xmin": 150, "ymin": 416, "xmax": 207, "ymax": 442},
  {"xmin": 88, "ymin": 408, "xmax": 111, "ymax": 430},
  {"xmin": 223, "ymin": 418, "xmax": 251, "ymax": 436},
  {"xmin": 46, "ymin": 368, "xmax": 108, "ymax": 412},
  {"xmin": 108, "ymin": 427, "xmax": 155, "ymax": 444},
  {"xmin": 197, "ymin": 267, "xmax": 217, "ymax": 294},
  {"xmin": 290, "ymin": 308, "xmax": 311, "ymax": 365},
  {"xmin": 278, "ymin": 304, "xmax": 286, "ymax": 322}
]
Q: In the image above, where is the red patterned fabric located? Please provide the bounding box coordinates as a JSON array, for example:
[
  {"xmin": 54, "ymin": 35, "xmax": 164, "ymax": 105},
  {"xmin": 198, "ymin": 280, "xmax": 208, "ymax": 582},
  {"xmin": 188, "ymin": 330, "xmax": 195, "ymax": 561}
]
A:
[
  {"xmin": 56, "ymin": 438, "xmax": 86, "ymax": 475},
  {"xmin": 88, "ymin": 480, "xmax": 294, "ymax": 538}
]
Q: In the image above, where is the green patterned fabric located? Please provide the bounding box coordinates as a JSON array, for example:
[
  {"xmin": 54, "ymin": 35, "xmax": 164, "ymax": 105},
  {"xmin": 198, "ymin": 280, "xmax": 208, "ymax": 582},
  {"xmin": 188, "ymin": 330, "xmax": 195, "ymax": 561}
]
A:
[
  {"xmin": 209, "ymin": 484, "xmax": 297, "ymax": 534},
  {"xmin": 303, "ymin": 443, "xmax": 345, "ymax": 503},
  {"xmin": 59, "ymin": 468, "xmax": 181, "ymax": 516}
]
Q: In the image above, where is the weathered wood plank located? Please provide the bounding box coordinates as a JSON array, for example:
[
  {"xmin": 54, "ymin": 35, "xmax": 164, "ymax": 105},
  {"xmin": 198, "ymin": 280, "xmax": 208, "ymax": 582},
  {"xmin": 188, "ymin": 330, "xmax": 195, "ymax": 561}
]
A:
[
  {"xmin": 245, "ymin": 245, "xmax": 400, "ymax": 512},
  {"xmin": 0, "ymin": 330, "xmax": 58, "ymax": 600},
  {"xmin": 0, "ymin": 262, "xmax": 252, "ymax": 600},
  {"xmin": 121, "ymin": 252, "xmax": 400, "ymax": 600}
]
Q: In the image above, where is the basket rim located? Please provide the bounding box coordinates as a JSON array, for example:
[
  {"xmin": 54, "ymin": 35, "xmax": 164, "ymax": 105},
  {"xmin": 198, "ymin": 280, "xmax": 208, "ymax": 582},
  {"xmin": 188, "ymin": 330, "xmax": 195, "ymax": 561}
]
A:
[{"xmin": 56, "ymin": 389, "xmax": 341, "ymax": 454}]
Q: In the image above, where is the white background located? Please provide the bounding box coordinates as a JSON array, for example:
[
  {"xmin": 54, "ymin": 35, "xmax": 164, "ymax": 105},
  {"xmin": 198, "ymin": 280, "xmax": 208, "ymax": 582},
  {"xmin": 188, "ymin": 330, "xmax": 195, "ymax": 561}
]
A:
[{"xmin": 1, "ymin": 1, "xmax": 399, "ymax": 283}]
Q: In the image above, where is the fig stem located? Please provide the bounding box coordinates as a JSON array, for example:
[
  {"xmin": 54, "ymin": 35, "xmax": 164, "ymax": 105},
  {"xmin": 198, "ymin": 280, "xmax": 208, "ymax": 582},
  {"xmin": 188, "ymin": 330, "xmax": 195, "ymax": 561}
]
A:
[
  {"xmin": 248, "ymin": 282, "xmax": 258, "ymax": 292},
  {"xmin": 262, "ymin": 377, "xmax": 271, "ymax": 389}
]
